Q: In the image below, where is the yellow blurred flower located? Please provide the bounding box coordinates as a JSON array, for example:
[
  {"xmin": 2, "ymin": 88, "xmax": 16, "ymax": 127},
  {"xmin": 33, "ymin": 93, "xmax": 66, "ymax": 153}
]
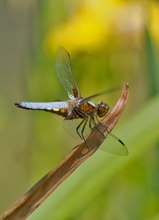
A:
[
  {"xmin": 149, "ymin": 1, "xmax": 159, "ymax": 47},
  {"xmin": 47, "ymin": 8, "xmax": 106, "ymax": 53},
  {"xmin": 44, "ymin": 0, "xmax": 125, "ymax": 55},
  {"xmin": 44, "ymin": 0, "xmax": 157, "ymax": 56}
]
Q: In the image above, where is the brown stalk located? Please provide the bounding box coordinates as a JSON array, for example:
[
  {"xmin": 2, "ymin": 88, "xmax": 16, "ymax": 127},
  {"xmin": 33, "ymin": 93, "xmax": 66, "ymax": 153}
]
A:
[{"xmin": 0, "ymin": 83, "xmax": 129, "ymax": 220}]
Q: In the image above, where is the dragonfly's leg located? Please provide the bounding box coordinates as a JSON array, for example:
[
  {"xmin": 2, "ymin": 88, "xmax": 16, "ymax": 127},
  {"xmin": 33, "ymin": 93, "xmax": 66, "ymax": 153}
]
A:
[
  {"xmin": 81, "ymin": 118, "xmax": 90, "ymax": 150},
  {"xmin": 95, "ymin": 116, "xmax": 125, "ymax": 146},
  {"xmin": 73, "ymin": 107, "xmax": 91, "ymax": 150},
  {"xmin": 74, "ymin": 107, "xmax": 88, "ymax": 138},
  {"xmin": 76, "ymin": 117, "xmax": 90, "ymax": 151},
  {"xmin": 81, "ymin": 118, "xmax": 88, "ymax": 140},
  {"xmin": 76, "ymin": 118, "xmax": 85, "ymax": 139},
  {"xmin": 91, "ymin": 117, "xmax": 105, "ymax": 138},
  {"xmin": 89, "ymin": 118, "xmax": 93, "ymax": 129}
]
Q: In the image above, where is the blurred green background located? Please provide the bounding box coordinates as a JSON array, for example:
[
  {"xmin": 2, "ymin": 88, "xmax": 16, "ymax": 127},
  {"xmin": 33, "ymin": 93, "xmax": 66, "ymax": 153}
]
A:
[{"xmin": 0, "ymin": 0, "xmax": 159, "ymax": 219}]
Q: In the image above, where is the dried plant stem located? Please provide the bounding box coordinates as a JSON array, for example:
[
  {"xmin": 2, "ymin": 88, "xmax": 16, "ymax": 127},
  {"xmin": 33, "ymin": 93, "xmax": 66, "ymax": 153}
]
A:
[{"xmin": 0, "ymin": 83, "xmax": 129, "ymax": 220}]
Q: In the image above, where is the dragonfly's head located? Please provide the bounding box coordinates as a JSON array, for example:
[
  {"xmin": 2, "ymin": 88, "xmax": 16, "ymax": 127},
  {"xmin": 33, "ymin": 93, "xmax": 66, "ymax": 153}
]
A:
[{"xmin": 97, "ymin": 102, "xmax": 109, "ymax": 117}]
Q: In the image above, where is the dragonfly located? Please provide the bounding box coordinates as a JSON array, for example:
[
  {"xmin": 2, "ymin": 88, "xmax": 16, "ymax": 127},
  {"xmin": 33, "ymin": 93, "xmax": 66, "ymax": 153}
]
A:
[{"xmin": 15, "ymin": 46, "xmax": 128, "ymax": 155}]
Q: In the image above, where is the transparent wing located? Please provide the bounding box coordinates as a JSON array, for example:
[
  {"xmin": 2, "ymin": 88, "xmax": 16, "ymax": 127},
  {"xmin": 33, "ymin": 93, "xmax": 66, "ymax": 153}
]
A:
[
  {"xmin": 63, "ymin": 118, "xmax": 128, "ymax": 156},
  {"xmin": 100, "ymin": 134, "xmax": 128, "ymax": 156},
  {"xmin": 55, "ymin": 46, "xmax": 80, "ymax": 99},
  {"xmin": 87, "ymin": 129, "xmax": 128, "ymax": 156},
  {"xmin": 63, "ymin": 119, "xmax": 90, "ymax": 140}
]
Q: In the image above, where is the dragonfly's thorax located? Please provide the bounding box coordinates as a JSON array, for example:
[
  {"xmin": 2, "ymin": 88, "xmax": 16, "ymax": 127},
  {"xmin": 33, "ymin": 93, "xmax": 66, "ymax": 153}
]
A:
[
  {"xmin": 77, "ymin": 101, "xmax": 97, "ymax": 117},
  {"xmin": 67, "ymin": 99, "xmax": 109, "ymax": 120}
]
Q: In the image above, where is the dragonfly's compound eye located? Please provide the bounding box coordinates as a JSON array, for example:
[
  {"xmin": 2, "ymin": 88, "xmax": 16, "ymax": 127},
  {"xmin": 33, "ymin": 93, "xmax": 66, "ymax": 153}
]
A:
[{"xmin": 97, "ymin": 102, "xmax": 109, "ymax": 117}]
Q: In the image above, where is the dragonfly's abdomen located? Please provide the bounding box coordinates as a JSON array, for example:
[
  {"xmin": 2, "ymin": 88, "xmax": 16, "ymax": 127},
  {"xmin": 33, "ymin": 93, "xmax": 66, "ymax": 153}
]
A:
[
  {"xmin": 51, "ymin": 107, "xmax": 68, "ymax": 117},
  {"xmin": 15, "ymin": 101, "xmax": 69, "ymax": 117}
]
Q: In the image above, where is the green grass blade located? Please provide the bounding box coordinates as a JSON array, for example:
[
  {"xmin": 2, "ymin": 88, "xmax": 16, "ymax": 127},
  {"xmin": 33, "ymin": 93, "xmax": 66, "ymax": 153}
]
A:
[{"xmin": 144, "ymin": 28, "xmax": 159, "ymax": 95}]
